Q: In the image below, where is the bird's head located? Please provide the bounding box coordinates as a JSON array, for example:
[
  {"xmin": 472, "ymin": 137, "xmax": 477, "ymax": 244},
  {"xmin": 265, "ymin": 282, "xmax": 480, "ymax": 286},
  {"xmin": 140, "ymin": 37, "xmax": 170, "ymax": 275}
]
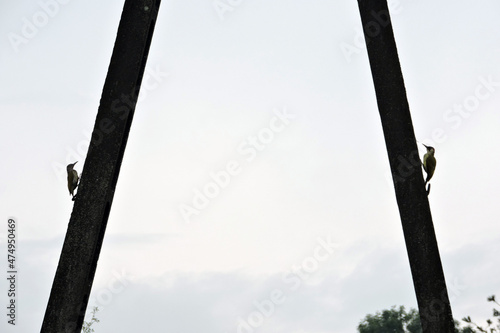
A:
[
  {"xmin": 67, "ymin": 161, "xmax": 78, "ymax": 172},
  {"xmin": 422, "ymin": 144, "xmax": 435, "ymax": 154}
]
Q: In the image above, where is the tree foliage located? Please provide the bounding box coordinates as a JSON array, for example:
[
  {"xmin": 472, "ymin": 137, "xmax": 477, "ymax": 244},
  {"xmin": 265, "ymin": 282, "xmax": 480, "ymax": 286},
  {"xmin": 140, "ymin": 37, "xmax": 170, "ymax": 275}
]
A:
[
  {"xmin": 357, "ymin": 296, "xmax": 500, "ymax": 333},
  {"xmin": 357, "ymin": 305, "xmax": 422, "ymax": 333},
  {"xmin": 462, "ymin": 295, "xmax": 500, "ymax": 333},
  {"xmin": 82, "ymin": 306, "xmax": 100, "ymax": 333}
]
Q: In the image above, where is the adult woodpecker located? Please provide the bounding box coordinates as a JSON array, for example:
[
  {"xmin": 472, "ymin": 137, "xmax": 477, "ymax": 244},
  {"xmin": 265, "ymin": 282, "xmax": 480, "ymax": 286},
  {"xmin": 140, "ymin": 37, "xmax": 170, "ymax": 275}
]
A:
[
  {"xmin": 67, "ymin": 161, "xmax": 79, "ymax": 200},
  {"xmin": 422, "ymin": 144, "xmax": 436, "ymax": 185}
]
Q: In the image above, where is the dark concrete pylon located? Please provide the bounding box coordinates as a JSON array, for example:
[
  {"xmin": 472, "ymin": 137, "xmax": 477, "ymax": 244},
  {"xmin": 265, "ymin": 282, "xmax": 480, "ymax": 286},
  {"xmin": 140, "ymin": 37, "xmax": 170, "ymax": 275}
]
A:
[
  {"xmin": 356, "ymin": 1, "xmax": 455, "ymax": 332},
  {"xmin": 41, "ymin": 1, "xmax": 161, "ymax": 332}
]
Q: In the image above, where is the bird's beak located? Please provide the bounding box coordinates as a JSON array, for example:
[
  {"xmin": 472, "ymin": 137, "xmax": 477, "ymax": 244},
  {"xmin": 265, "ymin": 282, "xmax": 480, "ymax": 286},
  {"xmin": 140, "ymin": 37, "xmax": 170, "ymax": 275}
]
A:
[
  {"xmin": 73, "ymin": 161, "xmax": 78, "ymax": 166},
  {"xmin": 422, "ymin": 143, "xmax": 429, "ymax": 149}
]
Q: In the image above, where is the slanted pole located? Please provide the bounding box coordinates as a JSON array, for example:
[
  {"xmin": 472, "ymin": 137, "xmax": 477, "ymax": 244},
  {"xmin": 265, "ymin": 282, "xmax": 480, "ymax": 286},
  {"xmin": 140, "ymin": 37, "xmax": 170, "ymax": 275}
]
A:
[
  {"xmin": 41, "ymin": 1, "xmax": 161, "ymax": 332},
  {"xmin": 356, "ymin": 1, "xmax": 454, "ymax": 331}
]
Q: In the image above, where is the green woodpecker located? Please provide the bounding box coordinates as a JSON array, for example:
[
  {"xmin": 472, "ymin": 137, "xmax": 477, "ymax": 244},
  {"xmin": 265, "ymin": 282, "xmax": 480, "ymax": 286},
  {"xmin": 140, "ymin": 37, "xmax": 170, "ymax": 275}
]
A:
[
  {"xmin": 67, "ymin": 161, "xmax": 79, "ymax": 200},
  {"xmin": 422, "ymin": 144, "xmax": 436, "ymax": 185}
]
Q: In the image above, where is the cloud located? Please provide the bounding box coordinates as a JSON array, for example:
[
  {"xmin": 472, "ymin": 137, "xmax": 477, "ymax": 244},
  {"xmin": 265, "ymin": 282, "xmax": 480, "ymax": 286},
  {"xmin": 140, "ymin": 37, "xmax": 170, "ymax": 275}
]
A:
[{"xmin": 87, "ymin": 243, "xmax": 413, "ymax": 333}]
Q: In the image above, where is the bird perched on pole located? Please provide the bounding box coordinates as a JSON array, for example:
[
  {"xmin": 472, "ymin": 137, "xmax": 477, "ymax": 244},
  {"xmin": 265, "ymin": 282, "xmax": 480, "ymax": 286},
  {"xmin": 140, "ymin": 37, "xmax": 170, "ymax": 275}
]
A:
[
  {"xmin": 422, "ymin": 144, "xmax": 436, "ymax": 194},
  {"xmin": 67, "ymin": 161, "xmax": 79, "ymax": 201}
]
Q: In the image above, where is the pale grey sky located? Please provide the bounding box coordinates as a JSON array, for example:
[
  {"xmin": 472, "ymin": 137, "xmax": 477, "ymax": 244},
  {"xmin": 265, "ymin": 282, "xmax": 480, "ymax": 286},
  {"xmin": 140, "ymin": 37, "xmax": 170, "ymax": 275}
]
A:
[{"xmin": 1, "ymin": 0, "xmax": 500, "ymax": 332}]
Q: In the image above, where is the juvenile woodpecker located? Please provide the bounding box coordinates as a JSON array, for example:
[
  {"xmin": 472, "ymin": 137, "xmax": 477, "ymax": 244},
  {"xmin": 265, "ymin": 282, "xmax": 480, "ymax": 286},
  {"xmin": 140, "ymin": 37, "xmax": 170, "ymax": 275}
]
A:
[
  {"xmin": 67, "ymin": 161, "xmax": 79, "ymax": 200},
  {"xmin": 422, "ymin": 144, "xmax": 436, "ymax": 185}
]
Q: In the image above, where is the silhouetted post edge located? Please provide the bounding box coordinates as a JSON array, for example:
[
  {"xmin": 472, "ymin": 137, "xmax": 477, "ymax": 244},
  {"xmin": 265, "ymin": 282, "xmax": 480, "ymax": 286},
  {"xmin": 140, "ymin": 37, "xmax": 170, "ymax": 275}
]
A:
[
  {"xmin": 356, "ymin": 0, "xmax": 455, "ymax": 332},
  {"xmin": 41, "ymin": 1, "xmax": 161, "ymax": 332}
]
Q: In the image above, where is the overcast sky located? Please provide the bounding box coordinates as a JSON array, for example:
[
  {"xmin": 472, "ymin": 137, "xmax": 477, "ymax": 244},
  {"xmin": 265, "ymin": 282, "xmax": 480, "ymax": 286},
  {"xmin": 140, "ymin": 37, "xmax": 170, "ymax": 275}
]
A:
[{"xmin": 1, "ymin": 0, "xmax": 500, "ymax": 332}]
